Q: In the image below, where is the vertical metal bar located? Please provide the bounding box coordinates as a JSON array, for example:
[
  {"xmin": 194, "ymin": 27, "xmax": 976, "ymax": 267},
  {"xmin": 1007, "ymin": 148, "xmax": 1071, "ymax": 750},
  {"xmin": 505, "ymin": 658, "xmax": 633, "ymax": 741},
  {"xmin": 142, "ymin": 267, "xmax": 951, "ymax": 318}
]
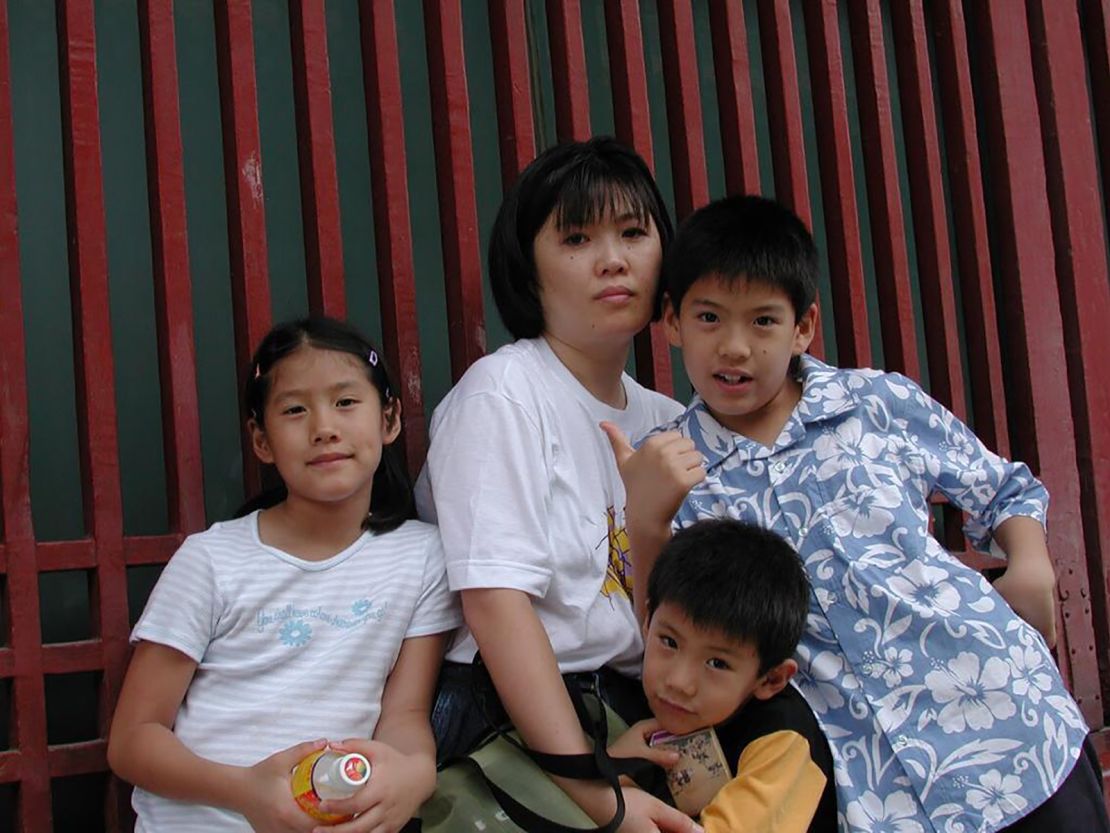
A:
[
  {"xmin": 137, "ymin": 0, "xmax": 205, "ymax": 536},
  {"xmin": 604, "ymin": 0, "xmax": 672, "ymax": 395},
  {"xmin": 487, "ymin": 0, "xmax": 535, "ymax": 185},
  {"xmin": 545, "ymin": 0, "xmax": 591, "ymax": 142},
  {"xmin": 888, "ymin": 1, "xmax": 965, "ymax": 418},
  {"xmin": 845, "ymin": 0, "xmax": 918, "ymax": 379},
  {"xmin": 214, "ymin": 0, "xmax": 271, "ymax": 496},
  {"xmin": 0, "ymin": 2, "xmax": 50, "ymax": 828},
  {"xmin": 655, "ymin": 0, "xmax": 709, "ymax": 220},
  {"xmin": 708, "ymin": 0, "xmax": 761, "ymax": 196},
  {"xmin": 55, "ymin": 3, "xmax": 129, "ymax": 827},
  {"xmin": 930, "ymin": 0, "xmax": 1009, "ymax": 455},
  {"xmin": 359, "ymin": 0, "xmax": 426, "ymax": 472},
  {"xmin": 424, "ymin": 0, "xmax": 486, "ymax": 381},
  {"xmin": 802, "ymin": 0, "xmax": 870, "ymax": 368},
  {"xmin": 1026, "ymin": 0, "xmax": 1110, "ymax": 721},
  {"xmin": 289, "ymin": 0, "xmax": 346, "ymax": 318},
  {"xmin": 969, "ymin": 0, "xmax": 1101, "ymax": 724}
]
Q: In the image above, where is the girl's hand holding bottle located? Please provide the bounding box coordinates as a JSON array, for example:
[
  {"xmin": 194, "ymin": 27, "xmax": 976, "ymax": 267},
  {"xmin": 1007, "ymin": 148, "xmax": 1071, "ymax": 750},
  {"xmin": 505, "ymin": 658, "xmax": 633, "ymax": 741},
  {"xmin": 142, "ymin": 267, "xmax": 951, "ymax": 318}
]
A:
[
  {"xmin": 312, "ymin": 739, "xmax": 434, "ymax": 833},
  {"xmin": 239, "ymin": 739, "xmax": 329, "ymax": 833}
]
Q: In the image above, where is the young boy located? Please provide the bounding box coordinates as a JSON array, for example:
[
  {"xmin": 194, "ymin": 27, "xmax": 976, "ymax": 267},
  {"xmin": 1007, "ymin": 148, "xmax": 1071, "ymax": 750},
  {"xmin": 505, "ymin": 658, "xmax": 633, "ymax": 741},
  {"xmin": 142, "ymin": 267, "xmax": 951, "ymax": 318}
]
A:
[
  {"xmin": 610, "ymin": 518, "xmax": 836, "ymax": 832},
  {"xmin": 603, "ymin": 195, "xmax": 1108, "ymax": 832}
]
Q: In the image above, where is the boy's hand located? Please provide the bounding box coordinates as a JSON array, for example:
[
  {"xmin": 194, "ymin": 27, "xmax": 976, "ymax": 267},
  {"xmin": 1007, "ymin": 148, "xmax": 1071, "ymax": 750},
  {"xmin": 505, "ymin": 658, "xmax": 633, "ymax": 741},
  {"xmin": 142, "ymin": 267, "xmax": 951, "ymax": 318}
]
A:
[
  {"xmin": 609, "ymin": 719, "xmax": 680, "ymax": 769},
  {"xmin": 619, "ymin": 786, "xmax": 704, "ymax": 832},
  {"xmin": 316, "ymin": 739, "xmax": 434, "ymax": 833},
  {"xmin": 240, "ymin": 739, "xmax": 326, "ymax": 833},
  {"xmin": 600, "ymin": 423, "xmax": 705, "ymax": 530}
]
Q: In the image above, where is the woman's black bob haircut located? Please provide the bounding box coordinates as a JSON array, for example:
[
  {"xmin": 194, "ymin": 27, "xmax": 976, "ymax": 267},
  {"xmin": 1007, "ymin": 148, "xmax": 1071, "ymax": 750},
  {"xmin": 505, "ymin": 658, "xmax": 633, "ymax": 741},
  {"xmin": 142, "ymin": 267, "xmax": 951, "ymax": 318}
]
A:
[
  {"xmin": 237, "ymin": 316, "xmax": 414, "ymax": 534},
  {"xmin": 488, "ymin": 136, "xmax": 674, "ymax": 340}
]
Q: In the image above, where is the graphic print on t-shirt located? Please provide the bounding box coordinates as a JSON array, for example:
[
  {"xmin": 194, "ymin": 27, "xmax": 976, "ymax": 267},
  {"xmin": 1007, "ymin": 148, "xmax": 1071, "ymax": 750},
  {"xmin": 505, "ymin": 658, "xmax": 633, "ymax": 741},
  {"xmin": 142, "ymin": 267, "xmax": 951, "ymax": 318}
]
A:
[
  {"xmin": 601, "ymin": 505, "xmax": 633, "ymax": 603},
  {"xmin": 255, "ymin": 597, "xmax": 389, "ymax": 648}
]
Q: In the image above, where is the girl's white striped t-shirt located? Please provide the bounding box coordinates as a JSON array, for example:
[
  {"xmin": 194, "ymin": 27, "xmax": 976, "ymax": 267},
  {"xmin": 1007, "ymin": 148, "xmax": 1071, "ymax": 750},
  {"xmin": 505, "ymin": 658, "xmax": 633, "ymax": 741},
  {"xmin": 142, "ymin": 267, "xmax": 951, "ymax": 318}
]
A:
[{"xmin": 129, "ymin": 512, "xmax": 460, "ymax": 832}]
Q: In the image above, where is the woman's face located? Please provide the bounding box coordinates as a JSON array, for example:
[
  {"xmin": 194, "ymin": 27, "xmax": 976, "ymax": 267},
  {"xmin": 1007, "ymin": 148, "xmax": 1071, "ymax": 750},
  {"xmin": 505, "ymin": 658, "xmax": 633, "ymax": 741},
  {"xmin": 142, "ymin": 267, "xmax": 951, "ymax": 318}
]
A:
[{"xmin": 532, "ymin": 207, "xmax": 662, "ymax": 353}]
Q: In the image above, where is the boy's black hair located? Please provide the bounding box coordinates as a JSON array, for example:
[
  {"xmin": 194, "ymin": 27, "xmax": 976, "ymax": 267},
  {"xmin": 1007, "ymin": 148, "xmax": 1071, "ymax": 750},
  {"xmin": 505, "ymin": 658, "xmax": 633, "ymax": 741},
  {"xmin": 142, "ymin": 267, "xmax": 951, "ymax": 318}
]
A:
[
  {"xmin": 646, "ymin": 519, "xmax": 810, "ymax": 674},
  {"xmin": 237, "ymin": 316, "xmax": 414, "ymax": 534},
  {"xmin": 488, "ymin": 136, "xmax": 674, "ymax": 339},
  {"xmin": 664, "ymin": 195, "xmax": 818, "ymax": 321}
]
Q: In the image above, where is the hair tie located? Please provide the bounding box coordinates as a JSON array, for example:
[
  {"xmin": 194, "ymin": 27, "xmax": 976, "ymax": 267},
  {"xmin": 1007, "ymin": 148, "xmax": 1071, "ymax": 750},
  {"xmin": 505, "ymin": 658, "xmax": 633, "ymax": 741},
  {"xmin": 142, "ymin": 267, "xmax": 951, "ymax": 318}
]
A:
[{"xmin": 368, "ymin": 349, "xmax": 379, "ymax": 367}]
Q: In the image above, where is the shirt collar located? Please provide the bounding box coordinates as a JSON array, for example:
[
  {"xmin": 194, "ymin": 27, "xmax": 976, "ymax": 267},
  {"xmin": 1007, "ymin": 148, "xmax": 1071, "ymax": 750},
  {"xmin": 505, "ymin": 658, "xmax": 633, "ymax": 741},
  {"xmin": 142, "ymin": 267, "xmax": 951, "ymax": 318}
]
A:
[{"xmin": 680, "ymin": 355, "xmax": 862, "ymax": 471}]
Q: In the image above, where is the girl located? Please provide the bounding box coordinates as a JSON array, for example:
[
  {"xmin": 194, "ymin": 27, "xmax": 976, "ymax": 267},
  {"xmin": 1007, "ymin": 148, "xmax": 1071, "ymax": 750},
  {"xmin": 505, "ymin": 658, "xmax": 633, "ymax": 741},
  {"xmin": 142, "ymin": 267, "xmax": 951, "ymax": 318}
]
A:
[
  {"xmin": 416, "ymin": 137, "xmax": 699, "ymax": 833},
  {"xmin": 109, "ymin": 318, "xmax": 460, "ymax": 833}
]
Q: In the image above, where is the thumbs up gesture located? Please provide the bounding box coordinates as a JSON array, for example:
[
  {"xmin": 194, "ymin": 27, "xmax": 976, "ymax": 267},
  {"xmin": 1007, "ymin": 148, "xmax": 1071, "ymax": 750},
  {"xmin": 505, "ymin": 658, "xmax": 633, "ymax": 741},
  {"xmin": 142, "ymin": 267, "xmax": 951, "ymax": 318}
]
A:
[{"xmin": 599, "ymin": 422, "xmax": 706, "ymax": 531}]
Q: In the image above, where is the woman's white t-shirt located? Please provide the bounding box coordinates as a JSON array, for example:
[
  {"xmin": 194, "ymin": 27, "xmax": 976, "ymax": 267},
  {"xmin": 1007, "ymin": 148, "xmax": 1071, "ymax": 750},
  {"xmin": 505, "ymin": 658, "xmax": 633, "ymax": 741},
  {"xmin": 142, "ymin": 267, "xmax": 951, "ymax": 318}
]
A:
[
  {"xmin": 416, "ymin": 337, "xmax": 682, "ymax": 675},
  {"xmin": 129, "ymin": 513, "xmax": 460, "ymax": 832}
]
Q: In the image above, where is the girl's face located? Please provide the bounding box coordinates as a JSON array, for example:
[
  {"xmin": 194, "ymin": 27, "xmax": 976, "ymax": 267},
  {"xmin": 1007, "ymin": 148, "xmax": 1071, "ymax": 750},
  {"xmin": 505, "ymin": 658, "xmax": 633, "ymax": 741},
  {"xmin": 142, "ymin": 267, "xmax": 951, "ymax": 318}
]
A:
[
  {"xmin": 532, "ymin": 207, "xmax": 662, "ymax": 353},
  {"xmin": 250, "ymin": 346, "xmax": 400, "ymax": 511}
]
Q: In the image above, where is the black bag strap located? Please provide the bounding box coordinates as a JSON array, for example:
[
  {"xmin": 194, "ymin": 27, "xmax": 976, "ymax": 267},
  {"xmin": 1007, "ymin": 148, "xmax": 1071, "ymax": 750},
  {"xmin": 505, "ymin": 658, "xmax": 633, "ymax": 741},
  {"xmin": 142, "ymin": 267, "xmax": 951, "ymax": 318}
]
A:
[{"xmin": 464, "ymin": 656, "xmax": 659, "ymax": 833}]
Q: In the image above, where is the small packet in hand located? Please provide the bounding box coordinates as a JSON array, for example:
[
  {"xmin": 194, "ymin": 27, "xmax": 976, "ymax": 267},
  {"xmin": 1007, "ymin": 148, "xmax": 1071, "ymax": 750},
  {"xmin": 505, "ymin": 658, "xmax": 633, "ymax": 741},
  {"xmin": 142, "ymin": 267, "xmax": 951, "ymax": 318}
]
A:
[{"xmin": 648, "ymin": 727, "xmax": 732, "ymax": 816}]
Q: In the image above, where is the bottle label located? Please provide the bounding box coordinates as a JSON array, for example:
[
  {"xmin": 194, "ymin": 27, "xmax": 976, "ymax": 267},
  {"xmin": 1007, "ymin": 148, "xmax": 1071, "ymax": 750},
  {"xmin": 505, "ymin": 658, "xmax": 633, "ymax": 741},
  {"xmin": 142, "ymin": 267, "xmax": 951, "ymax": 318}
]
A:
[
  {"xmin": 342, "ymin": 754, "xmax": 369, "ymax": 784},
  {"xmin": 291, "ymin": 749, "xmax": 351, "ymax": 824}
]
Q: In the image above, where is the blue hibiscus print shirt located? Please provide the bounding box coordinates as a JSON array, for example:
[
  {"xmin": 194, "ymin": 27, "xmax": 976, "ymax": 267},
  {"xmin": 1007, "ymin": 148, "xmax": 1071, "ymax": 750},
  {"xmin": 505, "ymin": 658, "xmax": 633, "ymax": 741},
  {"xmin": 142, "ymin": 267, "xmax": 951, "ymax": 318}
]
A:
[{"xmin": 664, "ymin": 356, "xmax": 1087, "ymax": 833}]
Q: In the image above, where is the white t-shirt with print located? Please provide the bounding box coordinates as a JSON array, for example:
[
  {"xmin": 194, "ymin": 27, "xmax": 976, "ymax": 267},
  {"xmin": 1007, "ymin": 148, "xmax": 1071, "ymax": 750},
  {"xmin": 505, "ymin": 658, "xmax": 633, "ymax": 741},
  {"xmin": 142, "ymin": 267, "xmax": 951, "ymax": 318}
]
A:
[
  {"xmin": 129, "ymin": 513, "xmax": 460, "ymax": 832},
  {"xmin": 416, "ymin": 337, "xmax": 682, "ymax": 675}
]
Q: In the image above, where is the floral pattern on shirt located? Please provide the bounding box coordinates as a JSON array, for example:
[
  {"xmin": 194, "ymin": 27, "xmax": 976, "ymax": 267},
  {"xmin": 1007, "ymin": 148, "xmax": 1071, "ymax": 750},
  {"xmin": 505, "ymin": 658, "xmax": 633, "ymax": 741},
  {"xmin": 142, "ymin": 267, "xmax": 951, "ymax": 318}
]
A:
[{"xmin": 664, "ymin": 357, "xmax": 1087, "ymax": 833}]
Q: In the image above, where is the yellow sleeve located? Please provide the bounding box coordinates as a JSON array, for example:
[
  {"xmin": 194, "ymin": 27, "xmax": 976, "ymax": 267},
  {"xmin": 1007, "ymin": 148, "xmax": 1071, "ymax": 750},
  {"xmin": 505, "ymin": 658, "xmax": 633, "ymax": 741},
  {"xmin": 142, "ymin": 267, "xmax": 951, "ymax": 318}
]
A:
[{"xmin": 699, "ymin": 729, "xmax": 827, "ymax": 833}]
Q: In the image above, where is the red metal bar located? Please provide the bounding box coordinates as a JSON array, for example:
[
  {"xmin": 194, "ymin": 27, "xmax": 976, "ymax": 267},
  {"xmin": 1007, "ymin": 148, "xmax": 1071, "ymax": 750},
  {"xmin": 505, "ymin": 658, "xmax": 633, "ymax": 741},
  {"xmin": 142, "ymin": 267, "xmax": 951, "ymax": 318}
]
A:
[
  {"xmin": 753, "ymin": 0, "xmax": 823, "ymax": 358},
  {"xmin": 708, "ymin": 0, "xmax": 760, "ymax": 196},
  {"xmin": 359, "ymin": 0, "xmax": 427, "ymax": 472},
  {"xmin": 545, "ymin": 0, "xmax": 591, "ymax": 142},
  {"xmin": 289, "ymin": 0, "xmax": 346, "ymax": 318},
  {"xmin": 0, "ymin": 0, "xmax": 49, "ymax": 825},
  {"xmin": 970, "ymin": 0, "xmax": 1101, "ymax": 725},
  {"xmin": 487, "ymin": 0, "xmax": 536, "ymax": 185},
  {"xmin": 214, "ymin": 0, "xmax": 272, "ymax": 497},
  {"xmin": 47, "ymin": 741, "xmax": 107, "ymax": 776},
  {"xmin": 845, "ymin": 0, "xmax": 918, "ymax": 379},
  {"xmin": 888, "ymin": 1, "xmax": 965, "ymax": 418},
  {"xmin": 1027, "ymin": 0, "xmax": 1110, "ymax": 716},
  {"xmin": 424, "ymin": 0, "xmax": 486, "ymax": 381},
  {"xmin": 56, "ymin": 2, "xmax": 131, "ymax": 829},
  {"xmin": 137, "ymin": 0, "xmax": 205, "ymax": 537},
  {"xmin": 603, "ymin": 0, "xmax": 672, "ymax": 395},
  {"xmin": 801, "ymin": 0, "xmax": 870, "ymax": 368},
  {"xmin": 655, "ymin": 0, "xmax": 709, "ymax": 220},
  {"xmin": 930, "ymin": 0, "xmax": 1009, "ymax": 455}
]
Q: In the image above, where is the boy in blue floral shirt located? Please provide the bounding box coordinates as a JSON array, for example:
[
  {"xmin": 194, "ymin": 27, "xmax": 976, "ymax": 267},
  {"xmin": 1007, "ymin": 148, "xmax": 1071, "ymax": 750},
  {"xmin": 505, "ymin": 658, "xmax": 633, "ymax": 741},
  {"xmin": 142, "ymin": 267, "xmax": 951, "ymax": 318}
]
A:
[{"xmin": 602, "ymin": 195, "xmax": 1108, "ymax": 832}]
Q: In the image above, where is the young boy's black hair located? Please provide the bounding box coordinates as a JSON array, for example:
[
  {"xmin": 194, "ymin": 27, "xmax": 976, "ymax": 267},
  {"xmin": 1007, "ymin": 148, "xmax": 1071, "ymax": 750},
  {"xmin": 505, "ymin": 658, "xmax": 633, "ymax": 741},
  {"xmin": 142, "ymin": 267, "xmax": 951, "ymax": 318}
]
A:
[
  {"xmin": 646, "ymin": 518, "xmax": 809, "ymax": 674},
  {"xmin": 488, "ymin": 136, "xmax": 674, "ymax": 340},
  {"xmin": 664, "ymin": 195, "xmax": 818, "ymax": 321}
]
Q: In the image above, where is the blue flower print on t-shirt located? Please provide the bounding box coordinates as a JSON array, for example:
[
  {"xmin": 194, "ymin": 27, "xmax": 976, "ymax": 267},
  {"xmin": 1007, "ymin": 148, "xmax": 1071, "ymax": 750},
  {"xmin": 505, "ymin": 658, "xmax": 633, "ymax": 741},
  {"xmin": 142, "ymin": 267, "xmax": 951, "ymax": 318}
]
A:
[{"xmin": 280, "ymin": 619, "xmax": 312, "ymax": 647}]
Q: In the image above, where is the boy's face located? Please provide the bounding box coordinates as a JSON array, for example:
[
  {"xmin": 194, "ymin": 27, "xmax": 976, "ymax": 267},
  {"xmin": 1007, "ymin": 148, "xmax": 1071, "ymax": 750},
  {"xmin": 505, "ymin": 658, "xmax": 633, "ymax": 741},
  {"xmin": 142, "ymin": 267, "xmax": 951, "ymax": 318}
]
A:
[
  {"xmin": 642, "ymin": 602, "xmax": 795, "ymax": 735},
  {"xmin": 665, "ymin": 275, "xmax": 816, "ymax": 444}
]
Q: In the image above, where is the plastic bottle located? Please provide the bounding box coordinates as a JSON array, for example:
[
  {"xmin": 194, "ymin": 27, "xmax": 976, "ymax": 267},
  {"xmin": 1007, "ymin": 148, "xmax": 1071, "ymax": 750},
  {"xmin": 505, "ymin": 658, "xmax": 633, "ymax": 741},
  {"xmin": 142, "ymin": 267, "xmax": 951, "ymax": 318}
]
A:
[{"xmin": 291, "ymin": 748, "xmax": 371, "ymax": 824}]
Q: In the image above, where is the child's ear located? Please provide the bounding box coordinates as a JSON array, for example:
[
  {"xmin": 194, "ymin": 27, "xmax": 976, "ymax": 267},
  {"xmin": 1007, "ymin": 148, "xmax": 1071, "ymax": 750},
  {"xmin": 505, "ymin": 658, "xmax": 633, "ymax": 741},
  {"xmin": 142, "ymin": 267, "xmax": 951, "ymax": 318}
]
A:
[
  {"xmin": 249, "ymin": 418, "xmax": 274, "ymax": 464},
  {"xmin": 662, "ymin": 294, "xmax": 682, "ymax": 348},
  {"xmin": 381, "ymin": 398, "xmax": 403, "ymax": 445},
  {"xmin": 752, "ymin": 658, "xmax": 798, "ymax": 701},
  {"xmin": 792, "ymin": 303, "xmax": 819, "ymax": 355}
]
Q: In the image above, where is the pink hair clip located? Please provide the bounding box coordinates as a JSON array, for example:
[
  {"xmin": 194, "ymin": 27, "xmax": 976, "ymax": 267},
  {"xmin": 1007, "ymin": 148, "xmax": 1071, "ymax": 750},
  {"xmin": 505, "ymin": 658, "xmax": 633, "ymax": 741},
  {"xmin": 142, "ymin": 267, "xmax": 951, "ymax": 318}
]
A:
[
  {"xmin": 368, "ymin": 350, "xmax": 379, "ymax": 367},
  {"xmin": 253, "ymin": 364, "xmax": 261, "ymax": 380}
]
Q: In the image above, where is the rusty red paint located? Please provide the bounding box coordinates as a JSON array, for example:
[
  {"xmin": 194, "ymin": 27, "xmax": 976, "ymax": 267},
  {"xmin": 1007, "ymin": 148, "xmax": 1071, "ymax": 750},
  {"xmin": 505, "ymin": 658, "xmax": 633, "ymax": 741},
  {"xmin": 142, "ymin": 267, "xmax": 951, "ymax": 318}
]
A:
[
  {"xmin": 546, "ymin": 0, "xmax": 591, "ymax": 142},
  {"xmin": 655, "ymin": 0, "xmax": 708, "ymax": 221},
  {"xmin": 930, "ymin": 0, "xmax": 1009, "ymax": 456},
  {"xmin": 359, "ymin": 0, "xmax": 427, "ymax": 473},
  {"xmin": 137, "ymin": 0, "xmax": 206, "ymax": 537},
  {"xmin": 708, "ymin": 0, "xmax": 760, "ymax": 196},
  {"xmin": 845, "ymin": 0, "xmax": 918, "ymax": 379},
  {"xmin": 801, "ymin": 0, "xmax": 870, "ymax": 369},
  {"xmin": 0, "ymin": 0, "xmax": 49, "ymax": 825},
  {"xmin": 970, "ymin": 0, "xmax": 1101, "ymax": 724},
  {"xmin": 1027, "ymin": 0, "xmax": 1110, "ymax": 720},
  {"xmin": 487, "ymin": 0, "xmax": 536, "ymax": 185},
  {"xmin": 290, "ymin": 0, "xmax": 346, "ymax": 319},
  {"xmin": 424, "ymin": 0, "xmax": 487, "ymax": 381},
  {"xmin": 889, "ymin": 1, "xmax": 966, "ymax": 419}
]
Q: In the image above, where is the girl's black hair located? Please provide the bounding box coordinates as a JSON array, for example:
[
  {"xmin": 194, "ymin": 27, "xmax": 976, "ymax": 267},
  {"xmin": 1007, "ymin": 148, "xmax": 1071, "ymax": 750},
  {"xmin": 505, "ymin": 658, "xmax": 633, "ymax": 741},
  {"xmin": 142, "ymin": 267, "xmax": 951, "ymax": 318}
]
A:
[
  {"xmin": 236, "ymin": 316, "xmax": 414, "ymax": 534},
  {"xmin": 488, "ymin": 136, "xmax": 674, "ymax": 339}
]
